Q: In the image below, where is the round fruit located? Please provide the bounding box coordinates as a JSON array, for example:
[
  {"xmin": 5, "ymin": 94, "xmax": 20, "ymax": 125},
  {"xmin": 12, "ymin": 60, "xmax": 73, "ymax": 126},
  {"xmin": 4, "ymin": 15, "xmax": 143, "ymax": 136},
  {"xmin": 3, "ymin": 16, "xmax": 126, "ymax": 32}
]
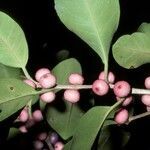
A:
[
  {"xmin": 68, "ymin": 73, "xmax": 84, "ymax": 85},
  {"xmin": 92, "ymin": 79, "xmax": 109, "ymax": 96},
  {"xmin": 40, "ymin": 92, "xmax": 56, "ymax": 103},
  {"xmin": 98, "ymin": 71, "xmax": 115, "ymax": 83},
  {"xmin": 141, "ymin": 95, "xmax": 150, "ymax": 106},
  {"xmin": 113, "ymin": 81, "xmax": 131, "ymax": 98},
  {"xmin": 114, "ymin": 109, "xmax": 129, "ymax": 125},
  {"xmin": 64, "ymin": 90, "xmax": 80, "ymax": 103},
  {"xmin": 145, "ymin": 76, "xmax": 150, "ymax": 89},
  {"xmin": 35, "ymin": 68, "xmax": 51, "ymax": 82},
  {"xmin": 39, "ymin": 73, "xmax": 56, "ymax": 88}
]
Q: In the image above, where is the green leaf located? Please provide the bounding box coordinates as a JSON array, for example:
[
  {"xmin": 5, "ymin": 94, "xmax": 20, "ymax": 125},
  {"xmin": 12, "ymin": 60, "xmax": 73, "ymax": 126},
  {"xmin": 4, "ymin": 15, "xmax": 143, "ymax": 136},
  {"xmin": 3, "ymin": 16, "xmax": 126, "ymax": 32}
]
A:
[
  {"xmin": 54, "ymin": 0, "xmax": 120, "ymax": 68},
  {"xmin": 46, "ymin": 102, "xmax": 84, "ymax": 140},
  {"xmin": 113, "ymin": 31, "xmax": 150, "ymax": 69},
  {"xmin": 64, "ymin": 106, "xmax": 111, "ymax": 150},
  {"xmin": 40, "ymin": 58, "xmax": 82, "ymax": 110},
  {"xmin": 138, "ymin": 22, "xmax": 150, "ymax": 35},
  {"xmin": 45, "ymin": 58, "xmax": 83, "ymax": 140},
  {"xmin": 7, "ymin": 127, "xmax": 20, "ymax": 139},
  {"xmin": 0, "ymin": 12, "xmax": 28, "ymax": 68},
  {"xmin": 52, "ymin": 58, "xmax": 82, "ymax": 85},
  {"xmin": 0, "ymin": 78, "xmax": 37, "ymax": 121},
  {"xmin": 56, "ymin": 49, "xmax": 70, "ymax": 62},
  {"xmin": 0, "ymin": 63, "xmax": 23, "ymax": 79},
  {"xmin": 98, "ymin": 125, "xmax": 130, "ymax": 150}
]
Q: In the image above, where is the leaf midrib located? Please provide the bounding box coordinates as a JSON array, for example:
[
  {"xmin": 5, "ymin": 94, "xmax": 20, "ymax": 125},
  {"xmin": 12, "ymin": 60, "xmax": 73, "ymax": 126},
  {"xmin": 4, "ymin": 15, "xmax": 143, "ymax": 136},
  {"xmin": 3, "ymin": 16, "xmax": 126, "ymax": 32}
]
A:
[
  {"xmin": 84, "ymin": 0, "xmax": 107, "ymax": 64},
  {"xmin": 0, "ymin": 35, "xmax": 22, "ymax": 67}
]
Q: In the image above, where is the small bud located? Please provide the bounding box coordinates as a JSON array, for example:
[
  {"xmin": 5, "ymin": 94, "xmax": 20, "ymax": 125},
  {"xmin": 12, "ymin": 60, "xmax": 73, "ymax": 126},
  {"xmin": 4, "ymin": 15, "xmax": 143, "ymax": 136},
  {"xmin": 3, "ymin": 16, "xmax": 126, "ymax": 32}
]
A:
[
  {"xmin": 35, "ymin": 68, "xmax": 51, "ymax": 82},
  {"xmin": 68, "ymin": 73, "xmax": 84, "ymax": 85},
  {"xmin": 23, "ymin": 79, "xmax": 36, "ymax": 88},
  {"xmin": 19, "ymin": 108, "xmax": 29, "ymax": 122},
  {"xmin": 19, "ymin": 126, "xmax": 28, "ymax": 133},
  {"xmin": 98, "ymin": 71, "xmax": 115, "ymax": 83},
  {"xmin": 64, "ymin": 90, "xmax": 80, "ymax": 103},
  {"xmin": 40, "ymin": 92, "xmax": 56, "ymax": 103},
  {"xmin": 116, "ymin": 96, "xmax": 133, "ymax": 106},
  {"xmin": 92, "ymin": 79, "xmax": 109, "ymax": 96}
]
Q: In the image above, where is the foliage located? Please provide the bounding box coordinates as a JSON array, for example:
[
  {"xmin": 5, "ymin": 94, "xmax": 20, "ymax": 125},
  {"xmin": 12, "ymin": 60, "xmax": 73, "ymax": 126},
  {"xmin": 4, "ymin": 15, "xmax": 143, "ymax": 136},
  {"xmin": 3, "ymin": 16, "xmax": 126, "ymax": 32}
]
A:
[{"xmin": 0, "ymin": 0, "xmax": 150, "ymax": 150}]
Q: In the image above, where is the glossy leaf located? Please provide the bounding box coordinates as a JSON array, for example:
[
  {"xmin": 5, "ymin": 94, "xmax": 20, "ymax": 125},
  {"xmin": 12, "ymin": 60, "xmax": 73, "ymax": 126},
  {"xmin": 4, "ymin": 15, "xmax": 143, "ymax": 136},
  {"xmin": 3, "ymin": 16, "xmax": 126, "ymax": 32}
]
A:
[
  {"xmin": 138, "ymin": 22, "xmax": 150, "ymax": 35},
  {"xmin": 0, "ymin": 63, "xmax": 23, "ymax": 79},
  {"xmin": 64, "ymin": 106, "xmax": 111, "ymax": 150},
  {"xmin": 0, "ymin": 12, "xmax": 28, "ymax": 68},
  {"xmin": 45, "ymin": 58, "xmax": 83, "ymax": 140},
  {"xmin": 0, "ymin": 79, "xmax": 37, "ymax": 121},
  {"xmin": 54, "ymin": 0, "xmax": 120, "ymax": 67},
  {"xmin": 113, "ymin": 31, "xmax": 150, "ymax": 69}
]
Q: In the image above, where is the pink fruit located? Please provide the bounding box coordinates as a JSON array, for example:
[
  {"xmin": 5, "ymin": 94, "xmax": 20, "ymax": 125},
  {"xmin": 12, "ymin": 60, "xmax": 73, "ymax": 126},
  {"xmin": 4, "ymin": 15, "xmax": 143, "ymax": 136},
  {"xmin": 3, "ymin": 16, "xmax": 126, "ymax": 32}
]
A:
[
  {"xmin": 40, "ymin": 92, "xmax": 56, "ymax": 103},
  {"xmin": 64, "ymin": 90, "xmax": 80, "ymax": 103},
  {"xmin": 39, "ymin": 73, "xmax": 56, "ymax": 88},
  {"xmin": 54, "ymin": 141, "xmax": 64, "ymax": 150},
  {"xmin": 19, "ymin": 108, "xmax": 29, "ymax": 122},
  {"xmin": 146, "ymin": 106, "xmax": 150, "ymax": 112},
  {"xmin": 68, "ymin": 73, "xmax": 84, "ymax": 85},
  {"xmin": 37, "ymin": 132, "xmax": 47, "ymax": 141},
  {"xmin": 19, "ymin": 125, "xmax": 28, "ymax": 133},
  {"xmin": 113, "ymin": 81, "xmax": 131, "ymax": 98},
  {"xmin": 35, "ymin": 68, "xmax": 51, "ymax": 82},
  {"xmin": 141, "ymin": 95, "xmax": 150, "ymax": 106},
  {"xmin": 32, "ymin": 110, "xmax": 43, "ymax": 122},
  {"xmin": 98, "ymin": 71, "xmax": 115, "ymax": 83},
  {"xmin": 115, "ymin": 109, "xmax": 129, "ymax": 125},
  {"xmin": 33, "ymin": 140, "xmax": 44, "ymax": 149},
  {"xmin": 145, "ymin": 76, "xmax": 150, "ymax": 89},
  {"xmin": 92, "ymin": 79, "xmax": 109, "ymax": 96},
  {"xmin": 25, "ymin": 118, "xmax": 35, "ymax": 128},
  {"xmin": 50, "ymin": 132, "xmax": 59, "ymax": 145},
  {"xmin": 116, "ymin": 96, "xmax": 133, "ymax": 106},
  {"xmin": 23, "ymin": 79, "xmax": 36, "ymax": 88}
]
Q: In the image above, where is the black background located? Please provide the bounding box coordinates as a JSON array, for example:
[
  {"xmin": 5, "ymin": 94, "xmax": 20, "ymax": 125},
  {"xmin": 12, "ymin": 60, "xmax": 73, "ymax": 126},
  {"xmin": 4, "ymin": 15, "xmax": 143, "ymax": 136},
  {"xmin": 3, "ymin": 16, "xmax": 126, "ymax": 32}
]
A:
[{"xmin": 0, "ymin": 0, "xmax": 150, "ymax": 149}]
